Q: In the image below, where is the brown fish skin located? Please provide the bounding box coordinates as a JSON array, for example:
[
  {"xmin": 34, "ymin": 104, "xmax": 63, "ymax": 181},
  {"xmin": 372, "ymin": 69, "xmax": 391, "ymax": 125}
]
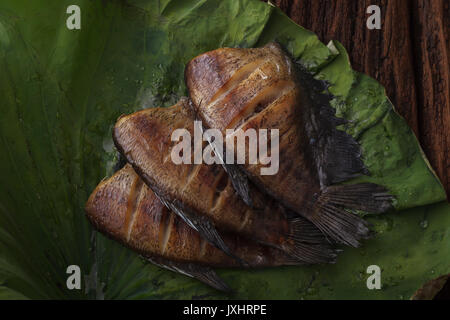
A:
[
  {"xmin": 185, "ymin": 42, "xmax": 393, "ymax": 247},
  {"xmin": 113, "ymin": 100, "xmax": 336, "ymax": 264},
  {"xmin": 85, "ymin": 164, "xmax": 299, "ymax": 268},
  {"xmin": 186, "ymin": 43, "xmax": 319, "ymax": 212}
]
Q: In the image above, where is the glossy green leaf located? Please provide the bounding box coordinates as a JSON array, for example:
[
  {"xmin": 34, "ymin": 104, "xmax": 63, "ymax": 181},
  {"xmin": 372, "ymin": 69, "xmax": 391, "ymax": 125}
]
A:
[{"xmin": 0, "ymin": 0, "xmax": 448, "ymax": 299}]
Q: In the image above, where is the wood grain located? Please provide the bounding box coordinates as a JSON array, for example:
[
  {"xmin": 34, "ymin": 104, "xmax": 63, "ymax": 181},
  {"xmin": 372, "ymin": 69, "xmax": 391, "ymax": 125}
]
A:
[
  {"xmin": 411, "ymin": 0, "xmax": 450, "ymax": 200},
  {"xmin": 265, "ymin": 0, "xmax": 450, "ymax": 299},
  {"xmin": 266, "ymin": 0, "xmax": 449, "ymax": 198}
]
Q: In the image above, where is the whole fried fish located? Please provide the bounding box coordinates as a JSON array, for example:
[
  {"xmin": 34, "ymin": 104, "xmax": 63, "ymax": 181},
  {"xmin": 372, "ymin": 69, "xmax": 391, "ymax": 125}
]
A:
[
  {"xmin": 113, "ymin": 99, "xmax": 336, "ymax": 264},
  {"xmin": 86, "ymin": 165, "xmax": 315, "ymax": 291},
  {"xmin": 185, "ymin": 42, "xmax": 393, "ymax": 247}
]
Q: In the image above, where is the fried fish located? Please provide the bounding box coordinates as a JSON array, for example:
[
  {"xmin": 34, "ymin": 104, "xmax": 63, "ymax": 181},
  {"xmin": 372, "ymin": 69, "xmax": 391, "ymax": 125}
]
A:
[
  {"xmin": 113, "ymin": 99, "xmax": 336, "ymax": 264},
  {"xmin": 85, "ymin": 165, "xmax": 320, "ymax": 291},
  {"xmin": 185, "ymin": 42, "xmax": 393, "ymax": 247}
]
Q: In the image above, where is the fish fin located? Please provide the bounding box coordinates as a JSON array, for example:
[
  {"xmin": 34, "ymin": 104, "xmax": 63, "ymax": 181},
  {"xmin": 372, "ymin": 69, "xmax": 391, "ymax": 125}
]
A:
[
  {"xmin": 287, "ymin": 217, "xmax": 332, "ymax": 245},
  {"xmin": 156, "ymin": 194, "xmax": 249, "ymax": 267},
  {"xmin": 308, "ymin": 183, "xmax": 393, "ymax": 247},
  {"xmin": 282, "ymin": 217, "xmax": 338, "ymax": 264},
  {"xmin": 198, "ymin": 111, "xmax": 254, "ymax": 208},
  {"xmin": 321, "ymin": 183, "xmax": 394, "ymax": 213},
  {"xmin": 281, "ymin": 240, "xmax": 338, "ymax": 265},
  {"xmin": 295, "ymin": 64, "xmax": 369, "ymax": 188},
  {"xmin": 114, "ymin": 124, "xmax": 248, "ymax": 265},
  {"xmin": 206, "ymin": 137, "xmax": 253, "ymax": 208},
  {"xmin": 221, "ymin": 163, "xmax": 253, "ymax": 208},
  {"xmin": 145, "ymin": 256, "xmax": 231, "ymax": 292},
  {"xmin": 157, "ymin": 196, "xmax": 229, "ymax": 254}
]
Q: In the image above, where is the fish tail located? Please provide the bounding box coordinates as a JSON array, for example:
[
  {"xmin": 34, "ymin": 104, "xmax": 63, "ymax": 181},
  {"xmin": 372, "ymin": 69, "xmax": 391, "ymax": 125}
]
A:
[
  {"xmin": 281, "ymin": 240, "xmax": 338, "ymax": 265},
  {"xmin": 308, "ymin": 183, "xmax": 393, "ymax": 247},
  {"xmin": 287, "ymin": 217, "xmax": 330, "ymax": 244},
  {"xmin": 282, "ymin": 217, "xmax": 338, "ymax": 264}
]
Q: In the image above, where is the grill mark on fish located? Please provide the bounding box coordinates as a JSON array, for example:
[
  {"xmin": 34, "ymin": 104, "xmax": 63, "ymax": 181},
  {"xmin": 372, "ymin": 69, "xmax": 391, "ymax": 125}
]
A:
[
  {"xmin": 207, "ymin": 58, "xmax": 268, "ymax": 107},
  {"xmin": 86, "ymin": 165, "xmax": 335, "ymax": 291},
  {"xmin": 228, "ymin": 80, "xmax": 295, "ymax": 131},
  {"xmin": 239, "ymin": 209, "xmax": 252, "ymax": 232},
  {"xmin": 160, "ymin": 211, "xmax": 175, "ymax": 255},
  {"xmin": 199, "ymin": 237, "xmax": 208, "ymax": 258},
  {"xmin": 233, "ymin": 86, "xmax": 298, "ymax": 136},
  {"xmin": 211, "ymin": 171, "xmax": 229, "ymax": 210},
  {"xmin": 186, "ymin": 48, "xmax": 269, "ymax": 108},
  {"xmin": 125, "ymin": 178, "xmax": 144, "ymax": 241},
  {"xmin": 186, "ymin": 42, "xmax": 394, "ymax": 248},
  {"xmin": 182, "ymin": 164, "xmax": 201, "ymax": 193},
  {"xmin": 114, "ymin": 101, "xmax": 338, "ymax": 263},
  {"xmin": 163, "ymin": 147, "xmax": 173, "ymax": 163},
  {"xmin": 127, "ymin": 187, "xmax": 146, "ymax": 244}
]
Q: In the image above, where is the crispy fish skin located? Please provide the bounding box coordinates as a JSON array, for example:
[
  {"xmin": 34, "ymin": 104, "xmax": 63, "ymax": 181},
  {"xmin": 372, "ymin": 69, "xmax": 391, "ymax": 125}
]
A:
[
  {"xmin": 185, "ymin": 42, "xmax": 393, "ymax": 247},
  {"xmin": 186, "ymin": 43, "xmax": 318, "ymax": 210},
  {"xmin": 113, "ymin": 100, "xmax": 336, "ymax": 264},
  {"xmin": 85, "ymin": 165, "xmax": 299, "ymax": 268}
]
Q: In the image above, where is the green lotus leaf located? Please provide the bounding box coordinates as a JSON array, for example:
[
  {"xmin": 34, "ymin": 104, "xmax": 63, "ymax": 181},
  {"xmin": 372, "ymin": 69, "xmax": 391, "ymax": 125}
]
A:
[{"xmin": 0, "ymin": 0, "xmax": 448, "ymax": 300}]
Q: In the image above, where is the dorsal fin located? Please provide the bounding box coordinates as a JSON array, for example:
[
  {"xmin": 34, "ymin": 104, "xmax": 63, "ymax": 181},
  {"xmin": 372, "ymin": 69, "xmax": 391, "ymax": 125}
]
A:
[
  {"xmin": 294, "ymin": 63, "xmax": 369, "ymax": 189},
  {"xmin": 186, "ymin": 98, "xmax": 254, "ymax": 208}
]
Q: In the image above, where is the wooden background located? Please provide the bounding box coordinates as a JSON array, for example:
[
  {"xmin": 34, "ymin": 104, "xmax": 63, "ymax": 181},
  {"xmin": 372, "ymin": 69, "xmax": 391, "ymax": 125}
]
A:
[
  {"xmin": 265, "ymin": 0, "xmax": 449, "ymax": 199},
  {"xmin": 264, "ymin": 0, "xmax": 449, "ymax": 298}
]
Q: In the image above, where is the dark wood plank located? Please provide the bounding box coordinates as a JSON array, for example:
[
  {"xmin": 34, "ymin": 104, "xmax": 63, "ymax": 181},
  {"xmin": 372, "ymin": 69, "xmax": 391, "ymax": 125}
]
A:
[
  {"xmin": 270, "ymin": 0, "xmax": 419, "ymax": 133},
  {"xmin": 268, "ymin": 0, "xmax": 449, "ymax": 198},
  {"xmin": 411, "ymin": 0, "xmax": 450, "ymax": 199}
]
